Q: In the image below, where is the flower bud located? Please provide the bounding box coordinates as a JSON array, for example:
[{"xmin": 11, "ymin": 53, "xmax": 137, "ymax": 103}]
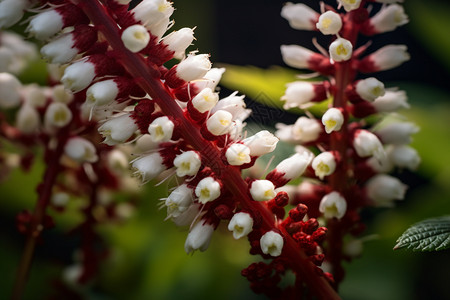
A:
[
  {"xmin": 322, "ymin": 108, "xmax": 344, "ymax": 133},
  {"xmin": 312, "ymin": 151, "xmax": 336, "ymax": 180},
  {"xmin": 98, "ymin": 114, "xmax": 138, "ymax": 145},
  {"xmin": 353, "ymin": 130, "xmax": 386, "ymax": 161},
  {"xmin": 0, "ymin": 0, "xmax": 28, "ymax": 29},
  {"xmin": 250, "ymin": 180, "xmax": 276, "ymax": 201},
  {"xmin": 329, "ymin": 38, "xmax": 353, "ymax": 62},
  {"xmin": 319, "ymin": 191, "xmax": 347, "ymax": 219},
  {"xmin": 242, "ymin": 130, "xmax": 279, "ymax": 156},
  {"xmin": 372, "ymin": 90, "xmax": 409, "ymax": 112},
  {"xmin": 132, "ymin": 0, "xmax": 174, "ymax": 36},
  {"xmin": 355, "ymin": 77, "xmax": 385, "ymax": 102},
  {"xmin": 85, "ymin": 79, "xmax": 120, "ymax": 107},
  {"xmin": 316, "ymin": 11, "xmax": 342, "ymax": 35},
  {"xmin": 267, "ymin": 152, "xmax": 313, "ymax": 186},
  {"xmin": 131, "ymin": 152, "xmax": 166, "ymax": 183},
  {"xmin": 176, "ymin": 54, "xmax": 212, "ymax": 82},
  {"xmin": 52, "ymin": 85, "xmax": 74, "ymax": 104},
  {"xmin": 387, "ymin": 145, "xmax": 420, "ymax": 170},
  {"xmin": 260, "ymin": 231, "xmax": 284, "ymax": 257},
  {"xmin": 225, "ymin": 143, "xmax": 251, "ymax": 166},
  {"xmin": 44, "ymin": 102, "xmax": 72, "ymax": 128},
  {"xmin": 366, "ymin": 174, "xmax": 407, "ymax": 207},
  {"xmin": 16, "ymin": 104, "xmax": 40, "ymax": 134},
  {"xmin": 0, "ymin": 72, "xmax": 21, "ymax": 109},
  {"xmin": 64, "ymin": 137, "xmax": 98, "ymax": 163},
  {"xmin": 165, "ymin": 184, "xmax": 194, "ymax": 218},
  {"xmin": 172, "ymin": 204, "xmax": 201, "ymax": 227},
  {"xmin": 228, "ymin": 212, "xmax": 253, "ymax": 239},
  {"xmin": 281, "ymin": 2, "xmax": 319, "ymax": 30},
  {"xmin": 191, "ymin": 87, "xmax": 219, "ymax": 113},
  {"xmin": 121, "ymin": 25, "xmax": 150, "ymax": 53},
  {"xmin": 375, "ymin": 122, "xmax": 419, "ymax": 145},
  {"xmin": 41, "ymin": 34, "xmax": 77, "ymax": 64},
  {"xmin": 366, "ymin": 4, "xmax": 408, "ymax": 34},
  {"xmin": 22, "ymin": 84, "xmax": 46, "ymax": 108},
  {"xmin": 280, "ymin": 45, "xmax": 315, "ymax": 69},
  {"xmin": 337, "ymin": 0, "xmax": 362, "ymax": 12},
  {"xmin": 162, "ymin": 27, "xmax": 195, "ymax": 59},
  {"xmin": 360, "ymin": 45, "xmax": 410, "ymax": 72},
  {"xmin": 184, "ymin": 221, "xmax": 214, "ymax": 254},
  {"xmin": 173, "ymin": 151, "xmax": 202, "ymax": 177},
  {"xmin": 27, "ymin": 10, "xmax": 63, "ymax": 40},
  {"xmin": 282, "ymin": 81, "xmax": 327, "ymax": 109},
  {"xmin": 291, "ymin": 116, "xmax": 322, "ymax": 143},
  {"xmin": 195, "ymin": 177, "xmax": 221, "ymax": 204},
  {"xmin": 148, "ymin": 116, "xmax": 174, "ymax": 142},
  {"xmin": 211, "ymin": 92, "xmax": 249, "ymax": 121},
  {"xmin": 206, "ymin": 110, "xmax": 233, "ymax": 136},
  {"xmin": 61, "ymin": 59, "xmax": 96, "ymax": 92}
]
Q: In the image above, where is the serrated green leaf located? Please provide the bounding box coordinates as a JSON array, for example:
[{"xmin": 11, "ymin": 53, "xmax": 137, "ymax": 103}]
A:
[{"xmin": 394, "ymin": 216, "xmax": 450, "ymax": 251}]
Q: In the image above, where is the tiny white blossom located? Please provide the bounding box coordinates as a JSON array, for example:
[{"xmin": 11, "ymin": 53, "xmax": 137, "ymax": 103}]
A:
[
  {"xmin": 184, "ymin": 221, "xmax": 214, "ymax": 254},
  {"xmin": 274, "ymin": 152, "xmax": 313, "ymax": 181},
  {"xmin": 0, "ymin": 0, "xmax": 28, "ymax": 29},
  {"xmin": 22, "ymin": 84, "xmax": 46, "ymax": 108},
  {"xmin": 260, "ymin": 231, "xmax": 284, "ymax": 257},
  {"xmin": 291, "ymin": 116, "xmax": 322, "ymax": 143},
  {"xmin": 319, "ymin": 191, "xmax": 347, "ymax": 219},
  {"xmin": 281, "ymin": 81, "xmax": 316, "ymax": 109},
  {"xmin": 195, "ymin": 177, "xmax": 221, "ymax": 204},
  {"xmin": 0, "ymin": 72, "xmax": 21, "ymax": 109},
  {"xmin": 131, "ymin": 152, "xmax": 166, "ymax": 183},
  {"xmin": 165, "ymin": 184, "xmax": 194, "ymax": 218},
  {"xmin": 132, "ymin": 0, "xmax": 174, "ymax": 36},
  {"xmin": 44, "ymin": 102, "xmax": 72, "ymax": 128},
  {"xmin": 40, "ymin": 34, "xmax": 78, "ymax": 64},
  {"xmin": 312, "ymin": 151, "xmax": 336, "ymax": 180},
  {"xmin": 121, "ymin": 25, "xmax": 150, "ymax": 53},
  {"xmin": 52, "ymin": 85, "xmax": 74, "ymax": 104},
  {"xmin": 366, "ymin": 174, "xmax": 407, "ymax": 207},
  {"xmin": 329, "ymin": 38, "xmax": 353, "ymax": 62},
  {"xmin": 365, "ymin": 45, "xmax": 410, "ymax": 71},
  {"xmin": 228, "ymin": 212, "xmax": 253, "ymax": 239},
  {"xmin": 173, "ymin": 151, "xmax": 202, "ymax": 177},
  {"xmin": 162, "ymin": 27, "xmax": 195, "ymax": 59},
  {"xmin": 375, "ymin": 122, "xmax": 419, "ymax": 145},
  {"xmin": 226, "ymin": 143, "xmax": 251, "ymax": 166},
  {"xmin": 64, "ymin": 137, "xmax": 98, "ymax": 163},
  {"xmin": 250, "ymin": 180, "xmax": 276, "ymax": 201},
  {"xmin": 172, "ymin": 204, "xmax": 201, "ymax": 227},
  {"xmin": 372, "ymin": 90, "xmax": 409, "ymax": 112},
  {"xmin": 387, "ymin": 145, "xmax": 420, "ymax": 171},
  {"xmin": 16, "ymin": 104, "xmax": 40, "ymax": 134},
  {"xmin": 242, "ymin": 130, "xmax": 279, "ymax": 156},
  {"xmin": 107, "ymin": 149, "xmax": 129, "ymax": 173},
  {"xmin": 211, "ymin": 92, "xmax": 249, "ymax": 121},
  {"xmin": 98, "ymin": 114, "xmax": 138, "ymax": 145},
  {"xmin": 281, "ymin": 2, "xmax": 319, "ymax": 30},
  {"xmin": 337, "ymin": 0, "xmax": 362, "ymax": 12},
  {"xmin": 85, "ymin": 79, "xmax": 119, "ymax": 107},
  {"xmin": 353, "ymin": 130, "xmax": 386, "ymax": 161},
  {"xmin": 280, "ymin": 45, "xmax": 315, "ymax": 69},
  {"xmin": 176, "ymin": 54, "xmax": 212, "ymax": 82},
  {"xmin": 316, "ymin": 11, "xmax": 342, "ymax": 35},
  {"xmin": 369, "ymin": 4, "xmax": 408, "ymax": 34},
  {"xmin": 148, "ymin": 116, "xmax": 174, "ymax": 142},
  {"xmin": 61, "ymin": 59, "xmax": 96, "ymax": 92},
  {"xmin": 196, "ymin": 67, "xmax": 226, "ymax": 91},
  {"xmin": 191, "ymin": 87, "xmax": 219, "ymax": 113},
  {"xmin": 322, "ymin": 107, "xmax": 344, "ymax": 133},
  {"xmin": 206, "ymin": 110, "xmax": 233, "ymax": 136},
  {"xmin": 27, "ymin": 9, "xmax": 64, "ymax": 40},
  {"xmin": 355, "ymin": 77, "xmax": 385, "ymax": 102}
]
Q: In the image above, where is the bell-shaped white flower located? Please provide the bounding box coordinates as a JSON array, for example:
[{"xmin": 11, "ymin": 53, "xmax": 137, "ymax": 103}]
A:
[
  {"xmin": 148, "ymin": 116, "xmax": 174, "ymax": 142},
  {"xmin": 191, "ymin": 87, "xmax": 219, "ymax": 113},
  {"xmin": 353, "ymin": 130, "xmax": 386, "ymax": 161},
  {"xmin": 329, "ymin": 38, "xmax": 353, "ymax": 62},
  {"xmin": 165, "ymin": 184, "xmax": 194, "ymax": 218},
  {"xmin": 173, "ymin": 151, "xmax": 202, "ymax": 177},
  {"xmin": 319, "ymin": 191, "xmax": 347, "ymax": 219},
  {"xmin": 132, "ymin": 0, "xmax": 174, "ymax": 35},
  {"xmin": 291, "ymin": 116, "xmax": 322, "ymax": 143},
  {"xmin": 211, "ymin": 92, "xmax": 249, "ymax": 121},
  {"xmin": 121, "ymin": 25, "xmax": 150, "ymax": 53},
  {"xmin": 281, "ymin": 2, "xmax": 319, "ymax": 30},
  {"xmin": 366, "ymin": 174, "xmax": 407, "ymax": 207},
  {"xmin": 27, "ymin": 9, "xmax": 64, "ymax": 40},
  {"xmin": 280, "ymin": 45, "xmax": 315, "ymax": 69},
  {"xmin": 372, "ymin": 90, "xmax": 409, "ymax": 112},
  {"xmin": 206, "ymin": 110, "xmax": 233, "ymax": 136},
  {"xmin": 375, "ymin": 122, "xmax": 419, "ymax": 145},
  {"xmin": 85, "ymin": 79, "xmax": 119, "ymax": 107},
  {"xmin": 162, "ymin": 27, "xmax": 195, "ymax": 59},
  {"xmin": 228, "ymin": 212, "xmax": 253, "ymax": 239},
  {"xmin": 355, "ymin": 77, "xmax": 385, "ymax": 102},
  {"xmin": 107, "ymin": 149, "xmax": 129, "ymax": 173},
  {"xmin": 0, "ymin": 0, "xmax": 28, "ymax": 29},
  {"xmin": 64, "ymin": 137, "xmax": 98, "ymax": 163},
  {"xmin": 40, "ymin": 34, "xmax": 78, "ymax": 64},
  {"xmin": 369, "ymin": 4, "xmax": 408, "ymax": 34},
  {"xmin": 312, "ymin": 151, "xmax": 336, "ymax": 180},
  {"xmin": 196, "ymin": 67, "xmax": 226, "ymax": 91},
  {"xmin": 226, "ymin": 143, "xmax": 251, "ymax": 166},
  {"xmin": 364, "ymin": 45, "xmax": 410, "ymax": 72},
  {"xmin": 184, "ymin": 221, "xmax": 214, "ymax": 254},
  {"xmin": 387, "ymin": 145, "xmax": 420, "ymax": 171},
  {"xmin": 176, "ymin": 54, "xmax": 212, "ymax": 82},
  {"xmin": 52, "ymin": 85, "xmax": 74, "ymax": 104},
  {"xmin": 242, "ymin": 130, "xmax": 279, "ymax": 156},
  {"xmin": 274, "ymin": 152, "xmax": 313, "ymax": 181},
  {"xmin": 250, "ymin": 180, "xmax": 276, "ymax": 201},
  {"xmin": 61, "ymin": 59, "xmax": 96, "ymax": 92},
  {"xmin": 316, "ymin": 11, "xmax": 342, "ymax": 35},
  {"xmin": 44, "ymin": 102, "xmax": 73, "ymax": 128},
  {"xmin": 195, "ymin": 177, "xmax": 221, "ymax": 204},
  {"xmin": 131, "ymin": 152, "xmax": 166, "ymax": 183},
  {"xmin": 0, "ymin": 72, "xmax": 21, "ymax": 109},
  {"xmin": 322, "ymin": 107, "xmax": 344, "ymax": 134},
  {"xmin": 98, "ymin": 114, "xmax": 138, "ymax": 146},
  {"xmin": 337, "ymin": 0, "xmax": 362, "ymax": 12},
  {"xmin": 260, "ymin": 231, "xmax": 284, "ymax": 257},
  {"xmin": 16, "ymin": 104, "xmax": 40, "ymax": 134},
  {"xmin": 282, "ymin": 81, "xmax": 316, "ymax": 109}
]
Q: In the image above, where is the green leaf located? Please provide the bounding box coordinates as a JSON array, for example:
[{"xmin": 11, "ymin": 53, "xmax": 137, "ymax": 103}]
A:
[{"xmin": 394, "ymin": 216, "xmax": 450, "ymax": 251}]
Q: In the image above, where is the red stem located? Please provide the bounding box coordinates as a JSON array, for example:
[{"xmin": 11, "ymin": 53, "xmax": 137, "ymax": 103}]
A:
[{"xmin": 77, "ymin": 1, "xmax": 340, "ymax": 299}]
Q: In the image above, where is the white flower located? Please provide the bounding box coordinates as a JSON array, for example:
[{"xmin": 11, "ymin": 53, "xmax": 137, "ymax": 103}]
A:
[
  {"xmin": 387, "ymin": 145, "xmax": 420, "ymax": 170},
  {"xmin": 319, "ymin": 191, "xmax": 347, "ymax": 219},
  {"xmin": 121, "ymin": 25, "xmax": 150, "ymax": 53},
  {"xmin": 44, "ymin": 102, "xmax": 72, "ymax": 128},
  {"xmin": 27, "ymin": 9, "xmax": 64, "ymax": 40},
  {"xmin": 375, "ymin": 122, "xmax": 419, "ymax": 145},
  {"xmin": 206, "ymin": 110, "xmax": 233, "ymax": 136},
  {"xmin": 329, "ymin": 38, "xmax": 353, "ymax": 62},
  {"xmin": 281, "ymin": 2, "xmax": 319, "ymax": 30},
  {"xmin": 52, "ymin": 85, "xmax": 74, "ymax": 104},
  {"xmin": 132, "ymin": 0, "xmax": 174, "ymax": 36},
  {"xmin": 364, "ymin": 45, "xmax": 410, "ymax": 71},
  {"xmin": 274, "ymin": 152, "xmax": 313, "ymax": 181},
  {"xmin": 372, "ymin": 90, "xmax": 409, "ymax": 112},
  {"xmin": 64, "ymin": 137, "xmax": 98, "ymax": 163},
  {"xmin": 280, "ymin": 45, "xmax": 315, "ymax": 69},
  {"xmin": 211, "ymin": 92, "xmax": 249, "ymax": 121},
  {"xmin": 281, "ymin": 81, "xmax": 316, "ymax": 109},
  {"xmin": 131, "ymin": 152, "xmax": 166, "ymax": 183},
  {"xmin": 148, "ymin": 116, "xmax": 174, "ymax": 142},
  {"xmin": 134, "ymin": 134, "xmax": 159, "ymax": 153},
  {"xmin": 366, "ymin": 174, "xmax": 407, "ymax": 207},
  {"xmin": 226, "ymin": 143, "xmax": 251, "ymax": 166},
  {"xmin": 162, "ymin": 27, "xmax": 195, "ymax": 59},
  {"xmin": 316, "ymin": 11, "xmax": 342, "ymax": 35},
  {"xmin": 191, "ymin": 87, "xmax": 219, "ymax": 113},
  {"xmin": 322, "ymin": 107, "xmax": 344, "ymax": 133},
  {"xmin": 195, "ymin": 177, "xmax": 221, "ymax": 204},
  {"xmin": 260, "ymin": 231, "xmax": 284, "ymax": 257},
  {"xmin": 61, "ymin": 59, "xmax": 96, "ymax": 92},
  {"xmin": 40, "ymin": 34, "xmax": 78, "ymax": 64},
  {"xmin": 195, "ymin": 67, "xmax": 226, "ymax": 91},
  {"xmin": 0, "ymin": 0, "xmax": 28, "ymax": 29},
  {"xmin": 184, "ymin": 221, "xmax": 214, "ymax": 254},
  {"xmin": 176, "ymin": 54, "xmax": 212, "ymax": 82},
  {"xmin": 165, "ymin": 184, "xmax": 194, "ymax": 218},
  {"xmin": 337, "ymin": 0, "xmax": 362, "ymax": 12},
  {"xmin": 0, "ymin": 72, "xmax": 21, "ymax": 109},
  {"xmin": 98, "ymin": 114, "xmax": 138, "ymax": 146},
  {"xmin": 250, "ymin": 180, "xmax": 276, "ymax": 201},
  {"xmin": 291, "ymin": 116, "xmax": 322, "ymax": 143},
  {"xmin": 312, "ymin": 151, "xmax": 336, "ymax": 180},
  {"xmin": 355, "ymin": 77, "xmax": 385, "ymax": 102},
  {"xmin": 16, "ymin": 104, "xmax": 40, "ymax": 134},
  {"xmin": 107, "ymin": 149, "xmax": 129, "ymax": 173},
  {"xmin": 242, "ymin": 130, "xmax": 279, "ymax": 156},
  {"xmin": 353, "ymin": 130, "xmax": 386, "ymax": 161},
  {"xmin": 22, "ymin": 84, "xmax": 46, "ymax": 108},
  {"xmin": 173, "ymin": 151, "xmax": 202, "ymax": 177},
  {"xmin": 172, "ymin": 204, "xmax": 201, "ymax": 227},
  {"xmin": 85, "ymin": 79, "xmax": 119, "ymax": 107},
  {"xmin": 369, "ymin": 4, "xmax": 408, "ymax": 34},
  {"xmin": 228, "ymin": 212, "xmax": 253, "ymax": 239}
]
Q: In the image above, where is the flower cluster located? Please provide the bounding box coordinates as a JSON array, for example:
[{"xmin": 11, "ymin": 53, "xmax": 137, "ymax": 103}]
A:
[{"xmin": 278, "ymin": 0, "xmax": 417, "ymax": 284}]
